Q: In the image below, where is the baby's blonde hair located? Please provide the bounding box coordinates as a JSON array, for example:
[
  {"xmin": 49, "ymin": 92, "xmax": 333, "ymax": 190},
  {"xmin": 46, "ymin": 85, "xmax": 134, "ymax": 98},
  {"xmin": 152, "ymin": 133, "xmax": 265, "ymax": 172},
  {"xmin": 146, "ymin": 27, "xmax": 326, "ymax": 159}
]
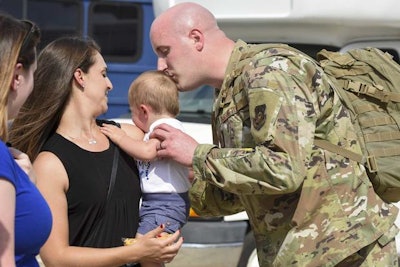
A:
[{"xmin": 128, "ymin": 70, "xmax": 179, "ymax": 116}]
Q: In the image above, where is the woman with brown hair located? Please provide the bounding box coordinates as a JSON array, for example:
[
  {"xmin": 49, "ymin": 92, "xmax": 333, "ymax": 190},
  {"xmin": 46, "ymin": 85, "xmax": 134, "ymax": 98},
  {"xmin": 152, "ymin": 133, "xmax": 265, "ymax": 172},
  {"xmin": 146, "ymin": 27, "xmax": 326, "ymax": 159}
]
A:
[{"xmin": 9, "ymin": 36, "xmax": 182, "ymax": 267}]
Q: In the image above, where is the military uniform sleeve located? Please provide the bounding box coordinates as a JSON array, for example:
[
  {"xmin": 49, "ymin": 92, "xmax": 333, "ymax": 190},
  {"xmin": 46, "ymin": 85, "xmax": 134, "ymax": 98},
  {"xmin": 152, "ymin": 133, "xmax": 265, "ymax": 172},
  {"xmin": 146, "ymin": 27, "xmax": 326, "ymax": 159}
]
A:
[
  {"xmin": 192, "ymin": 60, "xmax": 320, "ymax": 196},
  {"xmin": 190, "ymin": 144, "xmax": 246, "ymax": 216}
]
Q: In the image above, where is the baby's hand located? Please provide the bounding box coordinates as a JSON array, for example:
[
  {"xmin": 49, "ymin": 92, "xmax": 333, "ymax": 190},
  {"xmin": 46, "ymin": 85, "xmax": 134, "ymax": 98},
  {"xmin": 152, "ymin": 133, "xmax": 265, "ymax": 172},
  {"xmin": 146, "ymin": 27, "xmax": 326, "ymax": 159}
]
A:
[{"xmin": 100, "ymin": 123, "xmax": 126, "ymax": 144}]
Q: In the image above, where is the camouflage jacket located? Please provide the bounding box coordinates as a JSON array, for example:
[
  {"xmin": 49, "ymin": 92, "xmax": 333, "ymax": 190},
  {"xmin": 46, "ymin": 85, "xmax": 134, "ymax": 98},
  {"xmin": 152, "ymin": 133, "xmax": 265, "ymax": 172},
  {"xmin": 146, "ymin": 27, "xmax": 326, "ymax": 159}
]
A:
[{"xmin": 190, "ymin": 40, "xmax": 398, "ymax": 266}]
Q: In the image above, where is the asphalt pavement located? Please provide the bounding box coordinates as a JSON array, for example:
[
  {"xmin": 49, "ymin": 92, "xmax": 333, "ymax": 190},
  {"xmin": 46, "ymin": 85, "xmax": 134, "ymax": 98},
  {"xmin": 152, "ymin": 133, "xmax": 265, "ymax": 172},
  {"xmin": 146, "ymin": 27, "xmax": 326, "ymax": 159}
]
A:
[
  {"xmin": 37, "ymin": 245, "xmax": 242, "ymax": 267},
  {"xmin": 167, "ymin": 245, "xmax": 242, "ymax": 267}
]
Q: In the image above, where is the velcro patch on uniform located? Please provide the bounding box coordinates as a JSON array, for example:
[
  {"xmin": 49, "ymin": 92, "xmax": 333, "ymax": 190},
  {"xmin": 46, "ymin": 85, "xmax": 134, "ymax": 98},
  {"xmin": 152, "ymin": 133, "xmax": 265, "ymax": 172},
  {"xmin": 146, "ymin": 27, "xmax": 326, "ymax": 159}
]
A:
[
  {"xmin": 252, "ymin": 104, "xmax": 266, "ymax": 130},
  {"xmin": 248, "ymin": 88, "xmax": 282, "ymax": 143}
]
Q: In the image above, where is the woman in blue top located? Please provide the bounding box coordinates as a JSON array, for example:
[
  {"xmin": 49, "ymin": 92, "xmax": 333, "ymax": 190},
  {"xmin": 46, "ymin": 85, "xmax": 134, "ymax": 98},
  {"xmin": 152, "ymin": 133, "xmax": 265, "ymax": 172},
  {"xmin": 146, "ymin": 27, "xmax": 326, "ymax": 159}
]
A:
[{"xmin": 0, "ymin": 12, "xmax": 52, "ymax": 267}]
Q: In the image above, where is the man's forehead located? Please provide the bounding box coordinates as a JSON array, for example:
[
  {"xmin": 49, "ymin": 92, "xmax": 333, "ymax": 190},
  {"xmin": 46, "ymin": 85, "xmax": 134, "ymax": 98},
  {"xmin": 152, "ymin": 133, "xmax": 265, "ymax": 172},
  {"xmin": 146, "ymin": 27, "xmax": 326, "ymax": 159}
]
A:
[
  {"xmin": 151, "ymin": 30, "xmax": 172, "ymax": 47},
  {"xmin": 151, "ymin": 24, "xmax": 167, "ymax": 40}
]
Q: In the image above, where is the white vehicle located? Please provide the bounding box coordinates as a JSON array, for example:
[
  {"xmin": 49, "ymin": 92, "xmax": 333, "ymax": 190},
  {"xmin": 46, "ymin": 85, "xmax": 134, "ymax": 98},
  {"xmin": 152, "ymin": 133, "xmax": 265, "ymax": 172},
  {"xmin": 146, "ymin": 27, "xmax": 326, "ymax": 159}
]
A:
[{"xmin": 152, "ymin": 1, "xmax": 400, "ymax": 267}]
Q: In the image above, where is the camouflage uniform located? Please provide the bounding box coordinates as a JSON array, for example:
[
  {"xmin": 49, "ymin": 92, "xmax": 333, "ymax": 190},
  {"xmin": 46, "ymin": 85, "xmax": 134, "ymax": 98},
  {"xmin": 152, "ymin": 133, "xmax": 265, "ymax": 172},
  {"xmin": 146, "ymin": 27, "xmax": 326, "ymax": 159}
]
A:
[{"xmin": 190, "ymin": 40, "xmax": 399, "ymax": 266}]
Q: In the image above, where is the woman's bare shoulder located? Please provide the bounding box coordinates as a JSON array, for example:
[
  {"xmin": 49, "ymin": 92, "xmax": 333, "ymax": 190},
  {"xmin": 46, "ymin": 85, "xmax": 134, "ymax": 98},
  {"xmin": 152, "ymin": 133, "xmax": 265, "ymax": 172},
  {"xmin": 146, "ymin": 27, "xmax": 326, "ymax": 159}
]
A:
[{"xmin": 120, "ymin": 123, "xmax": 145, "ymax": 141}]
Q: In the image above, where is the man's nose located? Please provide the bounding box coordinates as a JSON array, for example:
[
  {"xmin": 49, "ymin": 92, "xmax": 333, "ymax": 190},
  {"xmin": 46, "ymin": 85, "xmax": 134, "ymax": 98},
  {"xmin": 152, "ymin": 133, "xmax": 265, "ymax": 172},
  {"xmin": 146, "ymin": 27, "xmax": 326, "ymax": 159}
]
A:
[{"xmin": 157, "ymin": 58, "xmax": 167, "ymax": 71}]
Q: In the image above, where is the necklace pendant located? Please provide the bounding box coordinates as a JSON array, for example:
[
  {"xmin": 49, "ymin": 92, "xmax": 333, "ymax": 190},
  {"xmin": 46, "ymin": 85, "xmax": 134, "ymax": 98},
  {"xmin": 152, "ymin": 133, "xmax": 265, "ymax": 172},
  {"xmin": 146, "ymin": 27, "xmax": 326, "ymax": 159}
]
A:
[{"xmin": 88, "ymin": 139, "xmax": 97, "ymax": 145}]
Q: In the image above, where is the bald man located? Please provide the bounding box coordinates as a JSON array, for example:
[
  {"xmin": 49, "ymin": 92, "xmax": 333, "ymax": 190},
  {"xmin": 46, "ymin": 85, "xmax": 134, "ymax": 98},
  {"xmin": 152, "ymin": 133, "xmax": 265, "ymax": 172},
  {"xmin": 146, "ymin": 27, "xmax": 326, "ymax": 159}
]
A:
[{"xmin": 149, "ymin": 2, "xmax": 399, "ymax": 266}]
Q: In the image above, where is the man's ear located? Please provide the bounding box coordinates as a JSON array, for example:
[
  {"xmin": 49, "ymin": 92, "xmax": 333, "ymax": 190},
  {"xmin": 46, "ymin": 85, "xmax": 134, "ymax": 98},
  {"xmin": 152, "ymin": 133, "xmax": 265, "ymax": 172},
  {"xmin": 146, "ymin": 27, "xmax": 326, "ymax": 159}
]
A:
[
  {"xmin": 189, "ymin": 29, "xmax": 204, "ymax": 51},
  {"xmin": 11, "ymin": 63, "xmax": 24, "ymax": 91},
  {"xmin": 73, "ymin": 68, "xmax": 85, "ymax": 88}
]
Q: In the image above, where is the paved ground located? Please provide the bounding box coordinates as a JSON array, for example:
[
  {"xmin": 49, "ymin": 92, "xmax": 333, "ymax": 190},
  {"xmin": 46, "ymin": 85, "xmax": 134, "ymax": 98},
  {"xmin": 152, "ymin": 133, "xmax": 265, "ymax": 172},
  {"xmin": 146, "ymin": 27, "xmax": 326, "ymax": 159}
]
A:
[
  {"xmin": 167, "ymin": 245, "xmax": 242, "ymax": 267},
  {"xmin": 37, "ymin": 245, "xmax": 242, "ymax": 267}
]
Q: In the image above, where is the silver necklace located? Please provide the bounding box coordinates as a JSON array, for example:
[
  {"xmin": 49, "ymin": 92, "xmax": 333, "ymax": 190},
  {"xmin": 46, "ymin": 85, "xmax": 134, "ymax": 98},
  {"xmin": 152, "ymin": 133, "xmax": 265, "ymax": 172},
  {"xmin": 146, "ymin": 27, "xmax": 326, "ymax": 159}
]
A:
[
  {"xmin": 59, "ymin": 130, "xmax": 97, "ymax": 145},
  {"xmin": 68, "ymin": 135, "xmax": 97, "ymax": 145},
  {"xmin": 88, "ymin": 138, "xmax": 97, "ymax": 145}
]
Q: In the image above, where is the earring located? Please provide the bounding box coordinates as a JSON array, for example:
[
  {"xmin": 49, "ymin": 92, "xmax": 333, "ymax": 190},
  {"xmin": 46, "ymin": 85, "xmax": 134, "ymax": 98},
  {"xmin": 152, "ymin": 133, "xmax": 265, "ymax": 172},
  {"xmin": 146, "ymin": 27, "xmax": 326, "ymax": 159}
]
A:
[{"xmin": 15, "ymin": 80, "xmax": 20, "ymax": 88}]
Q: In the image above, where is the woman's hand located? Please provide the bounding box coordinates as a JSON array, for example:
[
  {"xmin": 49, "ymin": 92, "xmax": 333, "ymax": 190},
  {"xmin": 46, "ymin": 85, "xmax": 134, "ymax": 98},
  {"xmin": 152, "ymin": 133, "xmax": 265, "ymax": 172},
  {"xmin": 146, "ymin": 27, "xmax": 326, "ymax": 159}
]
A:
[
  {"xmin": 131, "ymin": 225, "xmax": 184, "ymax": 264},
  {"xmin": 8, "ymin": 146, "xmax": 36, "ymax": 183}
]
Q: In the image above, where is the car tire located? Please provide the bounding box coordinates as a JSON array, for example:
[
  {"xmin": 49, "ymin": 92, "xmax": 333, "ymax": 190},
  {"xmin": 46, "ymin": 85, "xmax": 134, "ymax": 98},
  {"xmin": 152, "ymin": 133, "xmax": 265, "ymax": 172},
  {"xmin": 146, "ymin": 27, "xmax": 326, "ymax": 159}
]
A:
[{"xmin": 237, "ymin": 231, "xmax": 259, "ymax": 267}]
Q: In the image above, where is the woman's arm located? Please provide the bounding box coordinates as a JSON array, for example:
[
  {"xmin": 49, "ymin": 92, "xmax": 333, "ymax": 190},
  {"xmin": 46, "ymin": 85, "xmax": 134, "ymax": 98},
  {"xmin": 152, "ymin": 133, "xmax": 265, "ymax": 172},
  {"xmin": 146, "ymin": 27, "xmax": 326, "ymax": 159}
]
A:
[
  {"xmin": 34, "ymin": 152, "xmax": 182, "ymax": 267},
  {"xmin": 0, "ymin": 178, "xmax": 16, "ymax": 267}
]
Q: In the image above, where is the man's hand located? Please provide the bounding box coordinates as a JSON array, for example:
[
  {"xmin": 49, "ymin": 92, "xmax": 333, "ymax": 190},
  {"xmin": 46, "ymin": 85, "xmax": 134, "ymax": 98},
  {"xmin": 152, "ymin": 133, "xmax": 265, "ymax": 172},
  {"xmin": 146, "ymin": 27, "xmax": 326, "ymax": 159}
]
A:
[{"xmin": 150, "ymin": 123, "xmax": 198, "ymax": 167}]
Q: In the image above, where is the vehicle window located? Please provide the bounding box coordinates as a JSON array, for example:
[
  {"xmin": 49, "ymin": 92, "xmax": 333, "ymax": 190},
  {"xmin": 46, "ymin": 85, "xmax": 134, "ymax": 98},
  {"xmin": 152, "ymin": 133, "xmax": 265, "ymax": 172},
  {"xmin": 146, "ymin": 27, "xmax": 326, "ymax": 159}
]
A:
[
  {"xmin": 0, "ymin": 0, "xmax": 82, "ymax": 51},
  {"xmin": 178, "ymin": 85, "xmax": 214, "ymax": 123},
  {"xmin": 89, "ymin": 1, "xmax": 143, "ymax": 63},
  {"xmin": 0, "ymin": 0, "xmax": 22, "ymax": 17},
  {"xmin": 380, "ymin": 48, "xmax": 400, "ymax": 63},
  {"xmin": 288, "ymin": 43, "xmax": 340, "ymax": 59}
]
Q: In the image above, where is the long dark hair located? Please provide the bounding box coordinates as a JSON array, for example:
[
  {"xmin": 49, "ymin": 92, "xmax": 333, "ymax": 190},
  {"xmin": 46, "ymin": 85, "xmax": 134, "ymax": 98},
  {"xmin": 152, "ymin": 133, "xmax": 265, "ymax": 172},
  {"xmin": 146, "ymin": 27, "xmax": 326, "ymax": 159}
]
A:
[{"xmin": 9, "ymin": 36, "xmax": 100, "ymax": 159}]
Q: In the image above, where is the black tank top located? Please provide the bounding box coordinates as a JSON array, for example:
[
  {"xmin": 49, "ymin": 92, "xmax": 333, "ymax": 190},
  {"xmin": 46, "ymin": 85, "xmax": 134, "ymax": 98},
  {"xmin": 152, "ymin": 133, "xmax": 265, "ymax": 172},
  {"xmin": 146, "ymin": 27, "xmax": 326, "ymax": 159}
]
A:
[{"xmin": 42, "ymin": 132, "xmax": 141, "ymax": 248}]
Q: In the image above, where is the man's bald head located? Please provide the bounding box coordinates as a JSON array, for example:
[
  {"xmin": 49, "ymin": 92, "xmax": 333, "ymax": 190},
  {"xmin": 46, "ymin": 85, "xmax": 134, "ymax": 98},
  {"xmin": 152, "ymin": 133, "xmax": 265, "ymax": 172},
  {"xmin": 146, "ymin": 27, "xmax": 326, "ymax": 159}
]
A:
[{"xmin": 150, "ymin": 2, "xmax": 218, "ymax": 38}]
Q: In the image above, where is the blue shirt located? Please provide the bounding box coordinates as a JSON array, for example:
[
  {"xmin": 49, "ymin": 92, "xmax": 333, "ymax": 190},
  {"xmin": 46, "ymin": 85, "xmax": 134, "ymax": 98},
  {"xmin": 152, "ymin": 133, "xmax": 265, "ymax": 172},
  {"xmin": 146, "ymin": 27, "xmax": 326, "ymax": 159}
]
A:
[{"xmin": 0, "ymin": 141, "xmax": 52, "ymax": 267}]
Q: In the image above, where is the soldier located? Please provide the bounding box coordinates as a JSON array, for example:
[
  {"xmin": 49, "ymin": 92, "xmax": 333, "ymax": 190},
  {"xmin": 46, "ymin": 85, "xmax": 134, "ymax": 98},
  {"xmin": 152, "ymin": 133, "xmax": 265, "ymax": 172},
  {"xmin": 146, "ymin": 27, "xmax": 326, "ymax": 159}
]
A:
[{"xmin": 149, "ymin": 2, "xmax": 399, "ymax": 267}]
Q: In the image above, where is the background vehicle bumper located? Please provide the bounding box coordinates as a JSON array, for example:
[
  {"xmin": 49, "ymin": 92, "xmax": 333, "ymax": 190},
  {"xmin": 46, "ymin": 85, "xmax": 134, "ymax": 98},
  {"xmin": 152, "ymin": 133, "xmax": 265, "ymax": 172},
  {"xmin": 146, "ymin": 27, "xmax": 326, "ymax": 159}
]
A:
[{"xmin": 168, "ymin": 220, "xmax": 248, "ymax": 267}]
